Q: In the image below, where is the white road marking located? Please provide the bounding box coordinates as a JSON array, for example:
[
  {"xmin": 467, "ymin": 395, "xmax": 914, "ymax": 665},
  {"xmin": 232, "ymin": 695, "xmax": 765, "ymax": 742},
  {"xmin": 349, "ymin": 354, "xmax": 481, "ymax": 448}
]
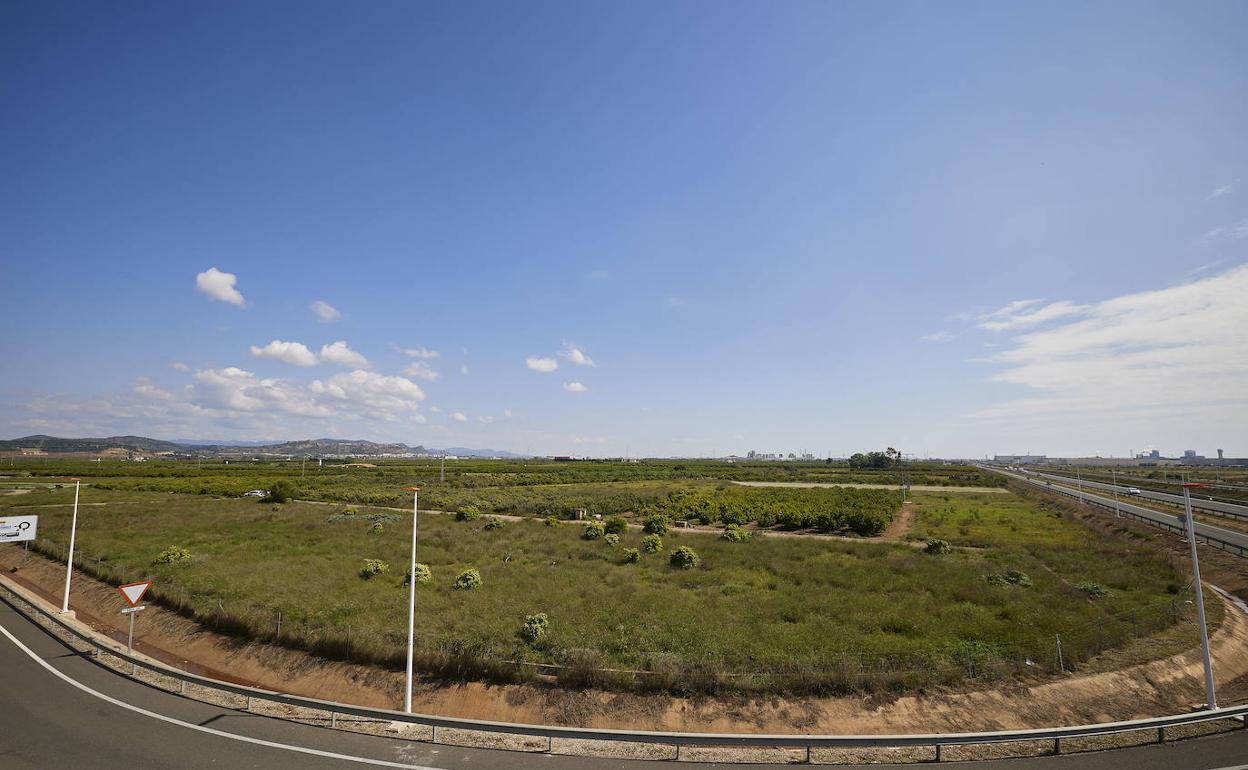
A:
[{"xmin": 0, "ymin": 617, "xmax": 444, "ymax": 769}]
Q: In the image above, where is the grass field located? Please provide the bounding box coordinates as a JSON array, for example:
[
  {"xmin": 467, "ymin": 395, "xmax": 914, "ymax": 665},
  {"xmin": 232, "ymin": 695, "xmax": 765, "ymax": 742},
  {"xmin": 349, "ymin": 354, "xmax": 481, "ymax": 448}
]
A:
[{"xmin": 1, "ymin": 475, "xmax": 1189, "ymax": 696}]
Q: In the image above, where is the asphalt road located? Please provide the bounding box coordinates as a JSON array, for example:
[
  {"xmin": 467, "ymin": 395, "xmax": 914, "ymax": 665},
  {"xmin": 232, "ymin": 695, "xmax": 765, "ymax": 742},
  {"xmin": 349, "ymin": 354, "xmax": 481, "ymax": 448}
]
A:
[
  {"xmin": 989, "ymin": 467, "xmax": 1248, "ymax": 556},
  {"xmin": 1027, "ymin": 470, "xmax": 1248, "ymax": 520},
  {"xmin": 5, "ymin": 595, "xmax": 1248, "ymax": 769}
]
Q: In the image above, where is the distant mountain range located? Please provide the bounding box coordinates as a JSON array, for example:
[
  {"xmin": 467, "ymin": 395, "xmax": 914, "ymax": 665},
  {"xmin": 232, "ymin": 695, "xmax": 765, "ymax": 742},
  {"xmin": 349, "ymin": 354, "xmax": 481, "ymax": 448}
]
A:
[{"xmin": 0, "ymin": 435, "xmax": 528, "ymax": 459}]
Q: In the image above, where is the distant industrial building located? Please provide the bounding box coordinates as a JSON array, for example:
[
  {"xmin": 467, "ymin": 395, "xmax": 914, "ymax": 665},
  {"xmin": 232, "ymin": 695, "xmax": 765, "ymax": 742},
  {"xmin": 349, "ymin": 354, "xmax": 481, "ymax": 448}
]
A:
[{"xmin": 993, "ymin": 455, "xmax": 1047, "ymax": 465}]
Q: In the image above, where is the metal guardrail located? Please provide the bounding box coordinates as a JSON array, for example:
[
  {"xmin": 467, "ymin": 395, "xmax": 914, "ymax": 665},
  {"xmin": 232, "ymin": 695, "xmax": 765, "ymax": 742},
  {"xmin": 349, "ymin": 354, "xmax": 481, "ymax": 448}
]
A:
[
  {"xmin": 2, "ymin": 578, "xmax": 1247, "ymax": 763},
  {"xmin": 1028, "ymin": 471, "xmax": 1248, "ymax": 521},
  {"xmin": 989, "ymin": 468, "xmax": 1248, "ymax": 559}
]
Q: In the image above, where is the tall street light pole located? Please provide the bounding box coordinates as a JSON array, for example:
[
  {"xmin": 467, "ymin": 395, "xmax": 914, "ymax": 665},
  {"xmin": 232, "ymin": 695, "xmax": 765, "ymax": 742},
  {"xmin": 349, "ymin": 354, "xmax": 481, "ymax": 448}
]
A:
[
  {"xmin": 60, "ymin": 478, "xmax": 81, "ymax": 614},
  {"xmin": 1076, "ymin": 466, "xmax": 1084, "ymax": 503},
  {"xmin": 1111, "ymin": 468, "xmax": 1121, "ymax": 517},
  {"xmin": 1182, "ymin": 483, "xmax": 1216, "ymax": 709},
  {"xmin": 402, "ymin": 485, "xmax": 420, "ymax": 712}
]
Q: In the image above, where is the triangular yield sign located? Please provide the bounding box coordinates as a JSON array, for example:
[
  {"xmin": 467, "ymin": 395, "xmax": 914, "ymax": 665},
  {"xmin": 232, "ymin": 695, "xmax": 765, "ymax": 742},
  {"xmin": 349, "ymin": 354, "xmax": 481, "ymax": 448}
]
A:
[{"xmin": 118, "ymin": 581, "xmax": 151, "ymax": 607}]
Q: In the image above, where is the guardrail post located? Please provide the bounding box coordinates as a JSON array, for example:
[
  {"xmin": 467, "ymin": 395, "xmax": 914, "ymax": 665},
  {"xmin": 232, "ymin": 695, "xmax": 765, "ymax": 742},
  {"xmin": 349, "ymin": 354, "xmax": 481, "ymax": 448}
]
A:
[
  {"xmin": 180, "ymin": 679, "xmax": 187, "ymax": 696},
  {"xmin": 431, "ymin": 725, "xmax": 439, "ymax": 744},
  {"xmin": 804, "ymin": 745, "xmax": 811, "ymax": 764},
  {"xmin": 934, "ymin": 743, "xmax": 942, "ymax": 762},
  {"xmin": 245, "ymin": 695, "xmax": 252, "ymax": 711},
  {"xmin": 1157, "ymin": 726, "xmax": 1165, "ymax": 743},
  {"xmin": 546, "ymin": 735, "xmax": 553, "ymax": 753},
  {"xmin": 1053, "ymin": 737, "xmax": 1061, "ymax": 755},
  {"xmin": 330, "ymin": 711, "xmax": 337, "ymax": 728},
  {"xmin": 674, "ymin": 743, "xmax": 681, "ymax": 761}
]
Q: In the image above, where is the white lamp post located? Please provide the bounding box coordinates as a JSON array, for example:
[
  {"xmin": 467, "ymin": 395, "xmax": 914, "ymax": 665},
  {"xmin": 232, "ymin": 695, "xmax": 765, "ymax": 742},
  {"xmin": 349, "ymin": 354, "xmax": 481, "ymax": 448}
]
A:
[
  {"xmin": 1182, "ymin": 483, "xmax": 1216, "ymax": 709},
  {"xmin": 1111, "ymin": 469, "xmax": 1121, "ymax": 517},
  {"xmin": 60, "ymin": 478, "xmax": 81, "ymax": 614},
  {"xmin": 402, "ymin": 485, "xmax": 420, "ymax": 712}
]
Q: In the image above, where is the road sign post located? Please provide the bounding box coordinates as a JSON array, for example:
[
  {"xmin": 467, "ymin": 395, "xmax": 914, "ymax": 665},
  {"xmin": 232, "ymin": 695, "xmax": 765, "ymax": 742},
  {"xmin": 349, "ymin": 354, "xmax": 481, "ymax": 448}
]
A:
[
  {"xmin": 1182, "ymin": 484, "xmax": 1216, "ymax": 709},
  {"xmin": 118, "ymin": 581, "xmax": 152, "ymax": 663}
]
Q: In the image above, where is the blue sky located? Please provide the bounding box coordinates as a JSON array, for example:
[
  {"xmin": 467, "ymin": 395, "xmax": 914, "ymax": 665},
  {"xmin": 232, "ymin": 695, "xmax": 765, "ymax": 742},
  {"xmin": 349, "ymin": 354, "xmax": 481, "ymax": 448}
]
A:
[{"xmin": 2, "ymin": 1, "xmax": 1246, "ymax": 457}]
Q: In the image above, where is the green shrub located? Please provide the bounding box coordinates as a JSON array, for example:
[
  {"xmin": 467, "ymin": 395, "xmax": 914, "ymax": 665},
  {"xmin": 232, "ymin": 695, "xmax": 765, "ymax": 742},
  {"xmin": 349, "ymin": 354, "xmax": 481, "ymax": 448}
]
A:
[
  {"xmin": 369, "ymin": 522, "xmax": 384, "ymax": 535},
  {"xmin": 582, "ymin": 521, "xmax": 606, "ymax": 540},
  {"xmin": 622, "ymin": 547, "xmax": 641, "ymax": 563},
  {"xmin": 721, "ymin": 524, "xmax": 751, "ymax": 542},
  {"xmin": 521, "ymin": 612, "xmax": 550, "ymax": 643},
  {"xmin": 264, "ymin": 480, "xmax": 297, "ymax": 504},
  {"xmin": 642, "ymin": 514, "xmax": 670, "ymax": 536},
  {"xmin": 670, "ymin": 546, "xmax": 700, "ymax": 569},
  {"xmin": 641, "ymin": 534, "xmax": 663, "ymax": 553},
  {"xmin": 404, "ymin": 563, "xmax": 431, "ymax": 585},
  {"xmin": 544, "ymin": 515, "xmax": 560, "ymax": 527},
  {"xmin": 924, "ymin": 539, "xmax": 951, "ymax": 554},
  {"xmin": 843, "ymin": 508, "xmax": 890, "ymax": 536},
  {"xmin": 986, "ymin": 570, "xmax": 1032, "ymax": 588},
  {"xmin": 153, "ymin": 545, "xmax": 190, "ymax": 565},
  {"xmin": 1074, "ymin": 581, "xmax": 1110, "ymax": 598},
  {"xmin": 603, "ymin": 533, "xmax": 620, "ymax": 547},
  {"xmin": 359, "ymin": 559, "xmax": 389, "ymax": 579},
  {"xmin": 456, "ymin": 505, "xmax": 482, "ymax": 522},
  {"xmin": 604, "ymin": 516, "xmax": 629, "ymax": 535},
  {"xmin": 453, "ymin": 568, "xmax": 482, "ymax": 590},
  {"xmin": 483, "ymin": 517, "xmax": 504, "ymax": 530}
]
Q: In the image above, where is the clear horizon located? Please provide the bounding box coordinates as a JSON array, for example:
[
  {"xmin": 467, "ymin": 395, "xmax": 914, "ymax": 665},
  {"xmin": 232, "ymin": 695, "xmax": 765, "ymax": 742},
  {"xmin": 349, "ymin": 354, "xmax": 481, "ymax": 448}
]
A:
[{"xmin": 3, "ymin": 2, "xmax": 1246, "ymax": 458}]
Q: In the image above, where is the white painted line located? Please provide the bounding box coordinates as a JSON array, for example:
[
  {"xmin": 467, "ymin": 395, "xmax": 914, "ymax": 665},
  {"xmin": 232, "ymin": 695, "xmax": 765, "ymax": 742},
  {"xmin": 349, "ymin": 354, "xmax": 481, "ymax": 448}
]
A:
[{"xmin": 0, "ymin": 616, "xmax": 444, "ymax": 770}]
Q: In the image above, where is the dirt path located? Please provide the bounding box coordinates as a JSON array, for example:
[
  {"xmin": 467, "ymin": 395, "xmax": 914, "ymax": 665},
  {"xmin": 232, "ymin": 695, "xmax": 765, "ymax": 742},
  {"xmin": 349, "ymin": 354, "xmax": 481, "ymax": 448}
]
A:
[
  {"xmin": 3, "ymin": 546, "xmax": 1243, "ymax": 734},
  {"xmin": 732, "ymin": 481, "xmax": 1009, "ymax": 493}
]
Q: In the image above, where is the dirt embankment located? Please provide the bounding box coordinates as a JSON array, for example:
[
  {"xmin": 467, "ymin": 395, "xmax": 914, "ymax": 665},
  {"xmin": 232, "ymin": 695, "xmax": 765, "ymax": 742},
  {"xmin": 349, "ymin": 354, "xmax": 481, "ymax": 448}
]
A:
[{"xmin": 4, "ymin": 537, "xmax": 1247, "ymax": 734}]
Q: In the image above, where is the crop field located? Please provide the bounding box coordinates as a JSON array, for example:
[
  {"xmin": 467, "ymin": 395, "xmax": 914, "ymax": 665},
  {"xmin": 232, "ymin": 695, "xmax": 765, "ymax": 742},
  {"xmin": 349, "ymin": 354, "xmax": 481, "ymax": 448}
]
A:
[{"xmin": 0, "ymin": 462, "xmax": 1192, "ymax": 696}]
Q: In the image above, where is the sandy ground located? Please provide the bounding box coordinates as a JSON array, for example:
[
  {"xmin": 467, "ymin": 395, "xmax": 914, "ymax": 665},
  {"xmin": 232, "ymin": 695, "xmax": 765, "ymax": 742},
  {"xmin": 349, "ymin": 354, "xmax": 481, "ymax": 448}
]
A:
[{"xmin": 3, "ymin": 540, "xmax": 1245, "ymax": 735}]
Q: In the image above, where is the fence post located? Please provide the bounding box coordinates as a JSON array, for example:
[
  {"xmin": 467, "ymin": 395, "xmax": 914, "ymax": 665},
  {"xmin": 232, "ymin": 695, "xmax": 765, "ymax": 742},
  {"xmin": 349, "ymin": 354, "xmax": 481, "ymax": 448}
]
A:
[
  {"xmin": 331, "ymin": 711, "xmax": 337, "ymax": 728},
  {"xmin": 1053, "ymin": 737, "xmax": 1061, "ymax": 755},
  {"xmin": 934, "ymin": 743, "xmax": 942, "ymax": 762},
  {"xmin": 276, "ymin": 611, "xmax": 281, "ymax": 639},
  {"xmin": 181, "ymin": 679, "xmax": 187, "ymax": 696},
  {"xmin": 1157, "ymin": 726, "xmax": 1165, "ymax": 743}
]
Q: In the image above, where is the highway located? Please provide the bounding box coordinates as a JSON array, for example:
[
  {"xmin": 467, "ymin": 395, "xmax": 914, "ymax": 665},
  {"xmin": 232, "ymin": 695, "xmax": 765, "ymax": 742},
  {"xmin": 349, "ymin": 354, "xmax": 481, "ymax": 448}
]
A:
[
  {"xmin": 1026, "ymin": 470, "xmax": 1248, "ymax": 520},
  {"xmin": 5, "ymin": 593, "xmax": 1248, "ymax": 769},
  {"xmin": 986, "ymin": 467, "xmax": 1248, "ymax": 558}
]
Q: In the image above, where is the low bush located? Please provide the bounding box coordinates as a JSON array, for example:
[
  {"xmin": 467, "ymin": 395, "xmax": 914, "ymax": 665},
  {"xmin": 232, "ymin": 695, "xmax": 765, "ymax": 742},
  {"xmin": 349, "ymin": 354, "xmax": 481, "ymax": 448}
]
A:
[
  {"xmin": 369, "ymin": 522, "xmax": 384, "ymax": 535},
  {"xmin": 641, "ymin": 534, "xmax": 663, "ymax": 553},
  {"xmin": 582, "ymin": 521, "xmax": 606, "ymax": 540},
  {"xmin": 603, "ymin": 533, "xmax": 620, "ymax": 547},
  {"xmin": 670, "ymin": 546, "xmax": 700, "ymax": 569},
  {"xmin": 483, "ymin": 517, "xmax": 504, "ymax": 531},
  {"xmin": 153, "ymin": 545, "xmax": 190, "ymax": 565},
  {"xmin": 642, "ymin": 514, "xmax": 670, "ymax": 536},
  {"xmin": 604, "ymin": 516, "xmax": 629, "ymax": 535},
  {"xmin": 1074, "ymin": 581, "xmax": 1110, "ymax": 598},
  {"xmin": 924, "ymin": 539, "xmax": 951, "ymax": 555},
  {"xmin": 359, "ymin": 559, "xmax": 389, "ymax": 579},
  {"xmin": 544, "ymin": 516, "xmax": 560, "ymax": 527},
  {"xmin": 456, "ymin": 505, "xmax": 482, "ymax": 522},
  {"xmin": 405, "ymin": 563, "xmax": 431, "ymax": 585},
  {"xmin": 454, "ymin": 568, "xmax": 483, "ymax": 590},
  {"xmin": 264, "ymin": 480, "xmax": 297, "ymax": 504},
  {"xmin": 521, "ymin": 612, "xmax": 550, "ymax": 643},
  {"xmin": 721, "ymin": 524, "xmax": 751, "ymax": 542},
  {"xmin": 622, "ymin": 547, "xmax": 641, "ymax": 563},
  {"xmin": 986, "ymin": 570, "xmax": 1032, "ymax": 588}
]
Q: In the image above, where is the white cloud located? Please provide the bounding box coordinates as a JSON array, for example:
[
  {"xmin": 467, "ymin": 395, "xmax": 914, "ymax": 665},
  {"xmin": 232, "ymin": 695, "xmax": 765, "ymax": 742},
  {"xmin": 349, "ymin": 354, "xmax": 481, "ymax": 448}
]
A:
[
  {"xmin": 194, "ymin": 367, "xmax": 330, "ymax": 416},
  {"xmin": 308, "ymin": 370, "xmax": 426, "ymax": 421},
  {"xmin": 310, "ymin": 300, "xmax": 341, "ymax": 322},
  {"xmin": 920, "ymin": 331, "xmax": 954, "ymax": 343},
  {"xmin": 972, "ymin": 265, "xmax": 1248, "ymax": 434},
  {"xmin": 977, "ymin": 300, "xmax": 1085, "ymax": 332},
  {"xmin": 502, "ymin": 409, "xmax": 513, "ymax": 418},
  {"xmin": 1199, "ymin": 219, "xmax": 1248, "ymax": 247},
  {"xmin": 563, "ymin": 382, "xmax": 588, "ymax": 393},
  {"xmin": 450, "ymin": 412, "xmax": 467, "ymax": 422},
  {"xmin": 559, "ymin": 343, "xmax": 595, "ymax": 366},
  {"xmin": 169, "ymin": 362, "xmax": 191, "ymax": 372},
  {"xmin": 319, "ymin": 341, "xmax": 370, "ymax": 369},
  {"xmin": 460, "ymin": 364, "xmax": 469, "ymax": 376},
  {"xmin": 195, "ymin": 267, "xmax": 245, "ymax": 306},
  {"xmin": 478, "ymin": 415, "xmax": 495, "ymax": 424},
  {"xmin": 397, "ymin": 345, "xmax": 439, "ymax": 359},
  {"xmin": 249, "ymin": 340, "xmax": 319, "ymax": 367},
  {"xmin": 429, "ymin": 406, "xmax": 442, "ymax": 413},
  {"xmin": 402, "ymin": 361, "xmax": 439, "ymax": 381},
  {"xmin": 526, "ymin": 356, "xmax": 558, "ymax": 373},
  {"xmin": 1208, "ymin": 183, "xmax": 1235, "ymax": 200}
]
